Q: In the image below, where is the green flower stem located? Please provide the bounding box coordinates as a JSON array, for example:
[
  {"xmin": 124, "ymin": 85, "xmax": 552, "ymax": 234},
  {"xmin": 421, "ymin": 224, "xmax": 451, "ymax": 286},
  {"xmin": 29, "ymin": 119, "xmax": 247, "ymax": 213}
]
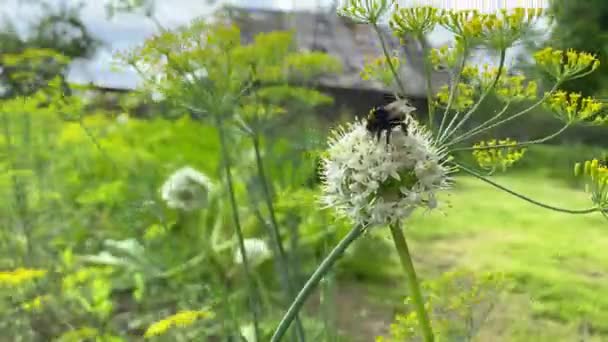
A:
[
  {"xmin": 447, "ymin": 101, "xmax": 512, "ymax": 144},
  {"xmin": 270, "ymin": 225, "xmax": 365, "ymax": 342},
  {"xmin": 438, "ymin": 110, "xmax": 462, "ymax": 143},
  {"xmin": 455, "ymin": 162, "xmax": 601, "ymax": 215},
  {"xmin": 447, "ymin": 82, "xmax": 562, "ymax": 146},
  {"xmin": 389, "ymin": 223, "xmax": 434, "ymax": 342},
  {"xmin": 441, "ymin": 49, "xmax": 506, "ymax": 143},
  {"xmin": 373, "ymin": 24, "xmax": 407, "ymax": 97},
  {"xmin": 449, "ymin": 123, "xmax": 571, "ymax": 152},
  {"xmin": 418, "ymin": 34, "xmax": 436, "ymax": 131},
  {"xmin": 438, "ymin": 45, "xmax": 469, "ymax": 138},
  {"xmin": 252, "ymin": 134, "xmax": 306, "ymax": 342},
  {"xmin": 215, "ymin": 115, "xmax": 261, "ymax": 342}
]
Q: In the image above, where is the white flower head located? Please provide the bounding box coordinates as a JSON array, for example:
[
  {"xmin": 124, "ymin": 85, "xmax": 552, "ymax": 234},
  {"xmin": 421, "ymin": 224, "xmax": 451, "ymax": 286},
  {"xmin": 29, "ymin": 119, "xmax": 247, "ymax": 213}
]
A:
[
  {"xmin": 160, "ymin": 166, "xmax": 213, "ymax": 212},
  {"xmin": 320, "ymin": 116, "xmax": 452, "ymax": 227},
  {"xmin": 234, "ymin": 238, "xmax": 271, "ymax": 266}
]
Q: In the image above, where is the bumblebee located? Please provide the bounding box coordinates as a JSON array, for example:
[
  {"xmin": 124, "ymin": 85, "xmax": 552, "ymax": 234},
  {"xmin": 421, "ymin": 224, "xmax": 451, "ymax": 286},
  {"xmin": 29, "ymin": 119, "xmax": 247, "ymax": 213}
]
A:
[{"xmin": 366, "ymin": 99, "xmax": 416, "ymax": 145}]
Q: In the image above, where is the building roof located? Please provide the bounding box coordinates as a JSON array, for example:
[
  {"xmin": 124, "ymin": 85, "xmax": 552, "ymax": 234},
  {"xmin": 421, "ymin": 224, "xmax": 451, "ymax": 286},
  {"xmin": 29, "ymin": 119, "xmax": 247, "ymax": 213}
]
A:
[{"xmin": 225, "ymin": 6, "xmax": 449, "ymax": 98}]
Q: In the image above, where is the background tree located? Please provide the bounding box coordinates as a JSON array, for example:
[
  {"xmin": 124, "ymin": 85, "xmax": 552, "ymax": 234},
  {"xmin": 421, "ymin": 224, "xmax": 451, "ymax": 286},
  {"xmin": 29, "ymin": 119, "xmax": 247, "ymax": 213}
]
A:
[
  {"xmin": 0, "ymin": 1, "xmax": 98, "ymax": 98},
  {"xmin": 543, "ymin": 0, "xmax": 608, "ymax": 96}
]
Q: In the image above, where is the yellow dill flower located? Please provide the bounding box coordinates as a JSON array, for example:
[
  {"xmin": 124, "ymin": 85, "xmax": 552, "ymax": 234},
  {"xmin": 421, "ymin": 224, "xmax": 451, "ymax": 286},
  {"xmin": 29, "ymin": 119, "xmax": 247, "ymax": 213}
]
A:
[
  {"xmin": 544, "ymin": 91, "xmax": 605, "ymax": 124},
  {"xmin": 391, "ymin": 6, "xmax": 441, "ymax": 36},
  {"xmin": 436, "ymin": 83, "xmax": 475, "ymax": 112},
  {"xmin": 534, "ymin": 47, "xmax": 599, "ymax": 81},
  {"xmin": 429, "ymin": 44, "xmax": 463, "ymax": 71},
  {"xmin": 472, "ymin": 138, "xmax": 526, "ymax": 172},
  {"xmin": 440, "ymin": 9, "xmax": 483, "ymax": 40},
  {"xmin": 360, "ymin": 55, "xmax": 401, "ymax": 86},
  {"xmin": 0, "ymin": 268, "xmax": 46, "ymax": 286},
  {"xmin": 144, "ymin": 309, "xmax": 215, "ymax": 338},
  {"xmin": 574, "ymin": 159, "xmax": 608, "ymax": 213},
  {"xmin": 496, "ymin": 75, "xmax": 537, "ymax": 102}
]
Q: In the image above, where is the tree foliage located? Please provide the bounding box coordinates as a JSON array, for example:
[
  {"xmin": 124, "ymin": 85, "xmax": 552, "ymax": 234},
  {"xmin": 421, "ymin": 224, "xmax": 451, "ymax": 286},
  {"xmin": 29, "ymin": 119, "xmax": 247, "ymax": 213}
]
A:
[{"xmin": 546, "ymin": 0, "xmax": 608, "ymax": 95}]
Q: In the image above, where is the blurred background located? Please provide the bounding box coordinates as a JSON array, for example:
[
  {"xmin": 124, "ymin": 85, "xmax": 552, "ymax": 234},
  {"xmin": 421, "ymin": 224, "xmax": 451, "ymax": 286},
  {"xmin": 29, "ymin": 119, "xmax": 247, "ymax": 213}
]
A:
[{"xmin": 1, "ymin": 0, "xmax": 607, "ymax": 341}]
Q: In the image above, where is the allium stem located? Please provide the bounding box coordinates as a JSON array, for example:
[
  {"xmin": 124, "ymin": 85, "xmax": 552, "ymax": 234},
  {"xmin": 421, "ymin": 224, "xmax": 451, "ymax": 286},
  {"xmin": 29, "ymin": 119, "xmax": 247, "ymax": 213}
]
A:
[
  {"xmin": 252, "ymin": 135, "xmax": 306, "ymax": 342},
  {"xmin": 389, "ymin": 223, "xmax": 434, "ymax": 342},
  {"xmin": 455, "ymin": 162, "xmax": 601, "ymax": 215},
  {"xmin": 215, "ymin": 115, "xmax": 261, "ymax": 342},
  {"xmin": 270, "ymin": 225, "xmax": 365, "ymax": 342}
]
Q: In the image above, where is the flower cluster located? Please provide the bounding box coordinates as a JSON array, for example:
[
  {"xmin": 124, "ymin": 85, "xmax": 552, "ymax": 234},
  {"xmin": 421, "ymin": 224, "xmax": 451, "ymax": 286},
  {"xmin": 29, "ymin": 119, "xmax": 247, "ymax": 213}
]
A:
[
  {"xmin": 495, "ymin": 74, "xmax": 538, "ymax": 103},
  {"xmin": 361, "ymin": 55, "xmax": 401, "ymax": 87},
  {"xmin": 337, "ymin": 0, "xmax": 393, "ymax": 24},
  {"xmin": 234, "ymin": 238, "xmax": 272, "ymax": 266},
  {"xmin": 429, "ymin": 44, "xmax": 463, "ymax": 71},
  {"xmin": 144, "ymin": 309, "xmax": 215, "ymax": 338},
  {"xmin": 160, "ymin": 167, "xmax": 213, "ymax": 212},
  {"xmin": 0, "ymin": 268, "xmax": 46, "ymax": 287},
  {"xmin": 574, "ymin": 159, "xmax": 608, "ymax": 214},
  {"xmin": 472, "ymin": 138, "xmax": 526, "ymax": 173},
  {"xmin": 534, "ymin": 47, "xmax": 600, "ymax": 81},
  {"xmin": 482, "ymin": 8, "xmax": 542, "ymax": 50},
  {"xmin": 440, "ymin": 9, "xmax": 484, "ymax": 41},
  {"xmin": 439, "ymin": 7, "xmax": 542, "ymax": 49},
  {"xmin": 544, "ymin": 91, "xmax": 605, "ymax": 125},
  {"xmin": 320, "ymin": 116, "xmax": 452, "ymax": 227},
  {"xmin": 435, "ymin": 82, "xmax": 475, "ymax": 111},
  {"xmin": 390, "ymin": 5, "xmax": 441, "ymax": 36}
]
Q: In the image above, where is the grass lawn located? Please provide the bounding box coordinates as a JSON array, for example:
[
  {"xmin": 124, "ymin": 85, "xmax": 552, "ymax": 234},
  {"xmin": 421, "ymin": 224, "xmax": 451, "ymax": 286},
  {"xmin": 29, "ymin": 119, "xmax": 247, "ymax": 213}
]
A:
[{"xmin": 336, "ymin": 171, "xmax": 608, "ymax": 341}]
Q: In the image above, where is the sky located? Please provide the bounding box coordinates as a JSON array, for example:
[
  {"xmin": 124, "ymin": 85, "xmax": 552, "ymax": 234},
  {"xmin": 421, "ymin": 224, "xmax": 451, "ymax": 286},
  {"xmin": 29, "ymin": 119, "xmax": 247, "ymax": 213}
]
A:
[{"xmin": 0, "ymin": 0, "xmax": 550, "ymax": 90}]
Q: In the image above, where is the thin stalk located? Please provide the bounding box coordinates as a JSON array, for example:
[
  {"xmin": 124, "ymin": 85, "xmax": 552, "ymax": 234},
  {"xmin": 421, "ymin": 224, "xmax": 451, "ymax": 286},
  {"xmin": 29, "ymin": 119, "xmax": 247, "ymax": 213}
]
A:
[
  {"xmin": 438, "ymin": 110, "xmax": 462, "ymax": 143},
  {"xmin": 320, "ymin": 232, "xmax": 337, "ymax": 342},
  {"xmin": 447, "ymin": 82, "xmax": 562, "ymax": 146},
  {"xmin": 252, "ymin": 134, "xmax": 306, "ymax": 342},
  {"xmin": 418, "ymin": 34, "xmax": 436, "ymax": 131},
  {"xmin": 449, "ymin": 123, "xmax": 571, "ymax": 152},
  {"xmin": 215, "ymin": 115, "xmax": 261, "ymax": 342},
  {"xmin": 448, "ymin": 101, "xmax": 512, "ymax": 145},
  {"xmin": 270, "ymin": 225, "xmax": 365, "ymax": 342},
  {"xmin": 389, "ymin": 223, "xmax": 434, "ymax": 342},
  {"xmin": 455, "ymin": 162, "xmax": 601, "ymax": 214},
  {"xmin": 442, "ymin": 49, "xmax": 506, "ymax": 142},
  {"xmin": 438, "ymin": 45, "xmax": 469, "ymax": 138},
  {"xmin": 373, "ymin": 24, "xmax": 407, "ymax": 96}
]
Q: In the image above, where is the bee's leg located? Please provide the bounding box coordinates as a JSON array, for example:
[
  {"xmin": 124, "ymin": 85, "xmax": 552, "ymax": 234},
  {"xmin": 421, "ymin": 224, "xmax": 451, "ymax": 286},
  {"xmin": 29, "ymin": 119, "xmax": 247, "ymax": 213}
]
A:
[
  {"xmin": 385, "ymin": 130, "xmax": 391, "ymax": 145},
  {"xmin": 400, "ymin": 122, "xmax": 408, "ymax": 133},
  {"xmin": 376, "ymin": 129, "xmax": 382, "ymax": 142}
]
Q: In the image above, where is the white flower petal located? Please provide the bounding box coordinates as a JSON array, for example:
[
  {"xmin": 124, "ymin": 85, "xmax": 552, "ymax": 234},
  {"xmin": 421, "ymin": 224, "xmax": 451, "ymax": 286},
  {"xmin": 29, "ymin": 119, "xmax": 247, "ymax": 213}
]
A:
[{"xmin": 320, "ymin": 118, "xmax": 452, "ymax": 227}]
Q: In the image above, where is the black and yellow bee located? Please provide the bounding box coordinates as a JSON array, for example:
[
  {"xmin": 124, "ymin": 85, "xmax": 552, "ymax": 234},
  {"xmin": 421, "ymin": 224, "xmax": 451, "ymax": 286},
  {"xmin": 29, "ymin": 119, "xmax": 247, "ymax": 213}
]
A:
[{"xmin": 366, "ymin": 99, "xmax": 416, "ymax": 145}]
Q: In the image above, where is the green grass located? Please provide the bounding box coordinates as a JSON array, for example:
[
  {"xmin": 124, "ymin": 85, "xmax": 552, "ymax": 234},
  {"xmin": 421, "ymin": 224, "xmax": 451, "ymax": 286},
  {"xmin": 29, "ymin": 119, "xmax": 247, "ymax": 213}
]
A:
[{"xmin": 362, "ymin": 171, "xmax": 608, "ymax": 341}]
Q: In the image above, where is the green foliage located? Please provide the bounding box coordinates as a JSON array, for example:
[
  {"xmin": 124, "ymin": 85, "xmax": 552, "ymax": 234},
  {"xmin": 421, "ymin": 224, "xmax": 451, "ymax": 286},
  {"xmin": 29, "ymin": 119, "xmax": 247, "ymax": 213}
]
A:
[
  {"xmin": 546, "ymin": 0, "xmax": 608, "ymax": 95},
  {"xmin": 378, "ymin": 269, "xmax": 505, "ymax": 342},
  {"xmin": 2, "ymin": 3, "xmax": 607, "ymax": 341},
  {"xmin": 0, "ymin": 1, "xmax": 98, "ymax": 98}
]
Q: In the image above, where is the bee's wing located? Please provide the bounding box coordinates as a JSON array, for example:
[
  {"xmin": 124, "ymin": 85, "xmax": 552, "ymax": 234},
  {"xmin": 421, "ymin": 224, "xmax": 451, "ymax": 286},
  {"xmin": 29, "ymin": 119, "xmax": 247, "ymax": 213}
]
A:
[{"xmin": 385, "ymin": 99, "xmax": 416, "ymax": 115}]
